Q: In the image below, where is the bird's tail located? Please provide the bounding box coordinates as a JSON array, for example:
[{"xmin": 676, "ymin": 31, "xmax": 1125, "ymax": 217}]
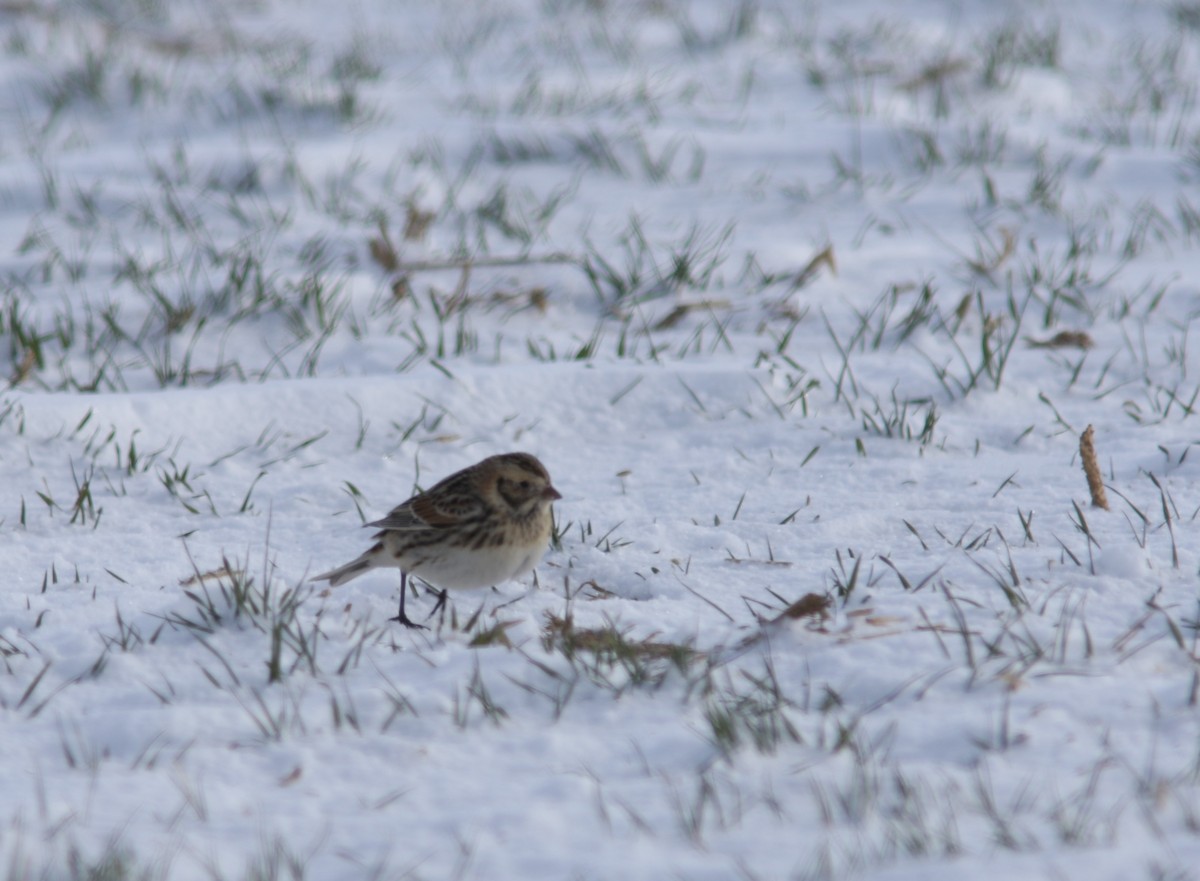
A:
[{"xmin": 312, "ymin": 556, "xmax": 373, "ymax": 587}]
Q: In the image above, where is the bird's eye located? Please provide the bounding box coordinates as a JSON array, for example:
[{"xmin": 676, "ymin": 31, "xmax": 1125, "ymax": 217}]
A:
[{"xmin": 519, "ymin": 480, "xmax": 531, "ymax": 491}]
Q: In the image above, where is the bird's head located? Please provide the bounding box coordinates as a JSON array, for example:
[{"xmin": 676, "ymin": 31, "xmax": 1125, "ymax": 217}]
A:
[{"xmin": 487, "ymin": 452, "xmax": 561, "ymax": 515}]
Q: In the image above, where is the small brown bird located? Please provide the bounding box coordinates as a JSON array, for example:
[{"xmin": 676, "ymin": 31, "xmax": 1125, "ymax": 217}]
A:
[{"xmin": 313, "ymin": 452, "xmax": 561, "ymax": 628}]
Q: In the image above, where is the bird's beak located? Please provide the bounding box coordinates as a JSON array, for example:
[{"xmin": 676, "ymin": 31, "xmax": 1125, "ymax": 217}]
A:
[{"xmin": 543, "ymin": 485, "xmax": 562, "ymax": 501}]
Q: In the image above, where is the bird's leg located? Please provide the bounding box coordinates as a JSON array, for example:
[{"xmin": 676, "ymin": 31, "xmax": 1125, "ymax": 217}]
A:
[{"xmin": 390, "ymin": 571, "xmax": 426, "ymax": 629}]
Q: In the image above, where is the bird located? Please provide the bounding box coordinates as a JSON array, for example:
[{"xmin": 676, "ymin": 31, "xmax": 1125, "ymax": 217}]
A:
[{"xmin": 313, "ymin": 452, "xmax": 561, "ymax": 628}]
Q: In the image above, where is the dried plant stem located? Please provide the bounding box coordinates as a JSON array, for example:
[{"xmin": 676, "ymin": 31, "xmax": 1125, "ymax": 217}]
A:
[{"xmin": 1080, "ymin": 425, "xmax": 1109, "ymax": 510}]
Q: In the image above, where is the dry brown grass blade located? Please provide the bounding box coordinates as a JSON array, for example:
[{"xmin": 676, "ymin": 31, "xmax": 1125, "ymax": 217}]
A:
[
  {"xmin": 403, "ymin": 204, "xmax": 436, "ymax": 242},
  {"xmin": 179, "ymin": 564, "xmax": 237, "ymax": 587},
  {"xmin": 9, "ymin": 347, "xmax": 36, "ymax": 386},
  {"xmin": 468, "ymin": 620, "xmax": 519, "ymax": 648},
  {"xmin": 541, "ymin": 612, "xmax": 693, "ymax": 660},
  {"xmin": 899, "ymin": 57, "xmax": 971, "ymax": 91},
  {"xmin": 390, "ymin": 276, "xmax": 412, "ymax": 301},
  {"xmin": 488, "ymin": 286, "xmax": 549, "ymax": 313},
  {"xmin": 368, "ymin": 220, "xmax": 400, "ymax": 272},
  {"xmin": 790, "ymin": 244, "xmax": 837, "ymax": 291},
  {"xmin": 772, "ymin": 592, "xmax": 832, "ymax": 623},
  {"xmin": 578, "ymin": 579, "xmax": 616, "ymax": 599},
  {"xmin": 1027, "ymin": 330, "xmax": 1094, "ymax": 350},
  {"xmin": 1080, "ymin": 424, "xmax": 1109, "ymax": 510},
  {"xmin": 965, "ymin": 227, "xmax": 1016, "ymax": 276},
  {"xmin": 653, "ymin": 299, "xmax": 731, "ymax": 330}
]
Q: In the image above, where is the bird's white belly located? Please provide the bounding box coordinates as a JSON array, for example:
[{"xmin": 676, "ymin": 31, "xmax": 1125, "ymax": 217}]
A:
[{"xmin": 411, "ymin": 541, "xmax": 543, "ymax": 591}]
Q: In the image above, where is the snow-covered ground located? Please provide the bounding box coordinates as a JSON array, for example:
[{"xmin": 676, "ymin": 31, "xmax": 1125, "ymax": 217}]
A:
[{"xmin": 2, "ymin": 0, "xmax": 1199, "ymax": 878}]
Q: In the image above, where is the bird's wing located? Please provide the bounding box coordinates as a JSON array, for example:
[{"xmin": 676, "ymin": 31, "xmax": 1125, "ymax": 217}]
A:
[
  {"xmin": 365, "ymin": 499, "xmax": 427, "ymax": 530},
  {"xmin": 366, "ymin": 471, "xmax": 488, "ymax": 530}
]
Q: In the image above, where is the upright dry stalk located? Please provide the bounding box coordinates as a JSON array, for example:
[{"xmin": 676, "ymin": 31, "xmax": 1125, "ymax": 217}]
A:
[{"xmin": 1080, "ymin": 425, "xmax": 1109, "ymax": 510}]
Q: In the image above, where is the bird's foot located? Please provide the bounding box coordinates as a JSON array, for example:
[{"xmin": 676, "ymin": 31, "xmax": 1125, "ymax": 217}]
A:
[{"xmin": 390, "ymin": 609, "xmax": 427, "ymax": 629}]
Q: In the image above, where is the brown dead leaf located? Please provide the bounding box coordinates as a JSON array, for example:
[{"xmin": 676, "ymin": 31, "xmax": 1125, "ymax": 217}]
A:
[
  {"xmin": 528, "ymin": 287, "xmax": 548, "ymax": 313},
  {"xmin": 403, "ymin": 204, "xmax": 436, "ymax": 242},
  {"xmin": 391, "ymin": 275, "xmax": 411, "ymax": 301},
  {"xmin": 368, "ymin": 220, "xmax": 400, "ymax": 272},
  {"xmin": 775, "ymin": 593, "xmax": 832, "ymax": 622}
]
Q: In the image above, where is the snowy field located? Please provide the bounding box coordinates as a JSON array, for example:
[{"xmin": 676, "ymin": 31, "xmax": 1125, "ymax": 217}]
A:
[{"xmin": 1, "ymin": 0, "xmax": 1199, "ymax": 878}]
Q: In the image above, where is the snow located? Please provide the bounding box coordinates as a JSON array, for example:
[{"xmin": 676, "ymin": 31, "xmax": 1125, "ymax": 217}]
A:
[{"xmin": 1, "ymin": 0, "xmax": 1199, "ymax": 879}]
